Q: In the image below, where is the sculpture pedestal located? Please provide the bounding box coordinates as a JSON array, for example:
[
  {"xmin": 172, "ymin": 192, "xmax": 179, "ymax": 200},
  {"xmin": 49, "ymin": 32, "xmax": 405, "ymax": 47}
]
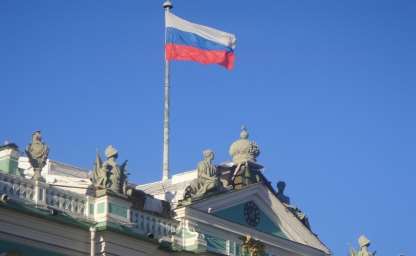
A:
[
  {"xmin": 219, "ymin": 161, "xmax": 264, "ymax": 190},
  {"xmin": 92, "ymin": 189, "xmax": 132, "ymax": 224},
  {"xmin": 173, "ymin": 220, "xmax": 207, "ymax": 253},
  {"xmin": 32, "ymin": 168, "xmax": 45, "ymax": 182}
]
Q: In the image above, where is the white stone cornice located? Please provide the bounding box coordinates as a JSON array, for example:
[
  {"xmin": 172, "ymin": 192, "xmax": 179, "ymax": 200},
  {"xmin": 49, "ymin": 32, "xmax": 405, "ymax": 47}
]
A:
[
  {"xmin": 176, "ymin": 183, "xmax": 330, "ymax": 254},
  {"xmin": 180, "ymin": 206, "xmax": 329, "ymax": 256}
]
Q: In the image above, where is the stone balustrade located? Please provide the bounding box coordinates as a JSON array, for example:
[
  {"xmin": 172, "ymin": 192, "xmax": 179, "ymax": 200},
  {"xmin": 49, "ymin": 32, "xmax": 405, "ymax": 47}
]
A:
[
  {"xmin": 0, "ymin": 172, "xmax": 35, "ymax": 202},
  {"xmin": 131, "ymin": 209, "xmax": 177, "ymax": 238},
  {"xmin": 0, "ymin": 172, "xmax": 87, "ymax": 215},
  {"xmin": 0, "ymin": 172, "xmax": 177, "ymax": 240},
  {"xmin": 45, "ymin": 184, "xmax": 86, "ymax": 216}
]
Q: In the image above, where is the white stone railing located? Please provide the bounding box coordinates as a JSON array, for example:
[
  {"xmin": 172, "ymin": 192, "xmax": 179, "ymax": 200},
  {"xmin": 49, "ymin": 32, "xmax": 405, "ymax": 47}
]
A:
[
  {"xmin": 131, "ymin": 209, "xmax": 177, "ymax": 238},
  {"xmin": 0, "ymin": 172, "xmax": 35, "ymax": 202},
  {"xmin": 0, "ymin": 172, "xmax": 87, "ymax": 217},
  {"xmin": 45, "ymin": 184, "xmax": 86, "ymax": 216},
  {"xmin": 0, "ymin": 172, "xmax": 177, "ymax": 239}
]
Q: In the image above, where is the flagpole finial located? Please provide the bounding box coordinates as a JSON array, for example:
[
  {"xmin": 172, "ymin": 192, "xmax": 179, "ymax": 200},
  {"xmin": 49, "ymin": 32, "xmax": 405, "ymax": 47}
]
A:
[{"xmin": 163, "ymin": 0, "xmax": 173, "ymax": 10}]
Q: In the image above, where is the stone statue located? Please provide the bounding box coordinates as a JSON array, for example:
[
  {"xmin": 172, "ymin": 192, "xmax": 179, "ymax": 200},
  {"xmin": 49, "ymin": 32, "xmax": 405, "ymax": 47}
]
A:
[
  {"xmin": 25, "ymin": 131, "xmax": 49, "ymax": 181},
  {"xmin": 91, "ymin": 145, "xmax": 128, "ymax": 195},
  {"xmin": 240, "ymin": 235, "xmax": 265, "ymax": 256},
  {"xmin": 184, "ymin": 150, "xmax": 221, "ymax": 201},
  {"xmin": 229, "ymin": 127, "xmax": 262, "ymax": 189},
  {"xmin": 292, "ymin": 209, "xmax": 310, "ymax": 229},
  {"xmin": 229, "ymin": 126, "xmax": 260, "ymax": 164},
  {"xmin": 232, "ymin": 161, "xmax": 261, "ymax": 189},
  {"xmin": 276, "ymin": 180, "xmax": 311, "ymax": 229},
  {"xmin": 91, "ymin": 151, "xmax": 106, "ymax": 189},
  {"xmin": 276, "ymin": 181, "xmax": 290, "ymax": 204},
  {"xmin": 350, "ymin": 235, "xmax": 376, "ymax": 256}
]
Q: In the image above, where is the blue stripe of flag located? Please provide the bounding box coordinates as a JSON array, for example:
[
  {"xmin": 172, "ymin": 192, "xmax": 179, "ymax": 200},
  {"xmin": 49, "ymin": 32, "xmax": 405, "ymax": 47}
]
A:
[{"xmin": 166, "ymin": 27, "xmax": 233, "ymax": 52}]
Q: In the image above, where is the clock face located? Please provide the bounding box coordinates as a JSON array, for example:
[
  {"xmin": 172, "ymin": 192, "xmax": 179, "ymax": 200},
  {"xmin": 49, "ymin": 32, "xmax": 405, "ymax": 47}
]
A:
[{"xmin": 244, "ymin": 201, "xmax": 260, "ymax": 227}]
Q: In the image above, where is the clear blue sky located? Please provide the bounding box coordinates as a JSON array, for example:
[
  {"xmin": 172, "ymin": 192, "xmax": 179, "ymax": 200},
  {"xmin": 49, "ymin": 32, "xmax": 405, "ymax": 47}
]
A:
[{"xmin": 1, "ymin": 0, "xmax": 415, "ymax": 254}]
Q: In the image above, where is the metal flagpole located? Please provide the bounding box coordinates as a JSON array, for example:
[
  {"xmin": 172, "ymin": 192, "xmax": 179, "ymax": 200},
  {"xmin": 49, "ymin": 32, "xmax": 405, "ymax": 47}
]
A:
[{"xmin": 162, "ymin": 0, "xmax": 172, "ymax": 182}]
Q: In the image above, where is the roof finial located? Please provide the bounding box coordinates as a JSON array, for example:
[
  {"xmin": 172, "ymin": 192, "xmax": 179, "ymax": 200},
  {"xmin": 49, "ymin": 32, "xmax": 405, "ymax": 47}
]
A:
[
  {"xmin": 240, "ymin": 125, "xmax": 249, "ymax": 139},
  {"xmin": 163, "ymin": 0, "xmax": 173, "ymax": 10}
]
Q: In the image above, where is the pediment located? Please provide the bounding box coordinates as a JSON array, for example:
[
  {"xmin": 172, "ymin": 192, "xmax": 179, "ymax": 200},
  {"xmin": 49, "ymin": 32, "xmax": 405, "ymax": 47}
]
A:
[
  {"xmin": 185, "ymin": 183, "xmax": 329, "ymax": 254},
  {"xmin": 213, "ymin": 200, "xmax": 286, "ymax": 239}
]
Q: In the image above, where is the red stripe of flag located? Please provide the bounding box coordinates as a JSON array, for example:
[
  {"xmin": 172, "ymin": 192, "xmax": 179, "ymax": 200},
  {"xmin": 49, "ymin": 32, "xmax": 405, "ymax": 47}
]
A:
[{"xmin": 165, "ymin": 43, "xmax": 235, "ymax": 70}]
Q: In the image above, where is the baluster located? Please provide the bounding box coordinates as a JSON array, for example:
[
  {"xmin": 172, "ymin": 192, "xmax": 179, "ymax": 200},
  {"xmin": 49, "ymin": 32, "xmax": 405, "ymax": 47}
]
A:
[
  {"xmin": 40, "ymin": 185, "xmax": 46, "ymax": 203},
  {"xmin": 74, "ymin": 199, "xmax": 78, "ymax": 213},
  {"xmin": 161, "ymin": 222, "xmax": 166, "ymax": 236},
  {"xmin": 29, "ymin": 184, "xmax": 34, "ymax": 201},
  {"xmin": 134, "ymin": 212, "xmax": 139, "ymax": 224},
  {"xmin": 21, "ymin": 184, "xmax": 26, "ymax": 199},
  {"xmin": 146, "ymin": 216, "xmax": 150, "ymax": 233},
  {"xmin": 59, "ymin": 194, "xmax": 64, "ymax": 209},
  {"xmin": 79, "ymin": 200, "xmax": 85, "ymax": 215},
  {"xmin": 167, "ymin": 223, "xmax": 171, "ymax": 235},
  {"xmin": 140, "ymin": 215, "xmax": 144, "ymax": 230},
  {"xmin": 157, "ymin": 219, "xmax": 161, "ymax": 235}
]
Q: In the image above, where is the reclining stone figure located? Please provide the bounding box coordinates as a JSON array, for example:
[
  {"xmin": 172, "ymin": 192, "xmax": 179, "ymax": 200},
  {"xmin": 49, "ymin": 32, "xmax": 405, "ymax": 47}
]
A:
[{"xmin": 183, "ymin": 149, "xmax": 221, "ymax": 201}]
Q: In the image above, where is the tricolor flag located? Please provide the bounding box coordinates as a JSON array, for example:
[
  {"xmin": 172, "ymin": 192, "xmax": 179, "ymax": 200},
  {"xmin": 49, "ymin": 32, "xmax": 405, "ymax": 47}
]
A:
[{"xmin": 165, "ymin": 12, "xmax": 236, "ymax": 70}]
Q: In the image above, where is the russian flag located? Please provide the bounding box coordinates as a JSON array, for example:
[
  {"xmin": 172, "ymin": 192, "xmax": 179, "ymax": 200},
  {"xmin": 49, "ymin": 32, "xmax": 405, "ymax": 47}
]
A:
[{"xmin": 165, "ymin": 12, "xmax": 236, "ymax": 70}]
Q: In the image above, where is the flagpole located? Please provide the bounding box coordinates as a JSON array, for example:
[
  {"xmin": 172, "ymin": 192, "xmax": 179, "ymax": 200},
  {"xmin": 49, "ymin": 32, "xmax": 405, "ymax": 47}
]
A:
[{"xmin": 162, "ymin": 0, "xmax": 172, "ymax": 182}]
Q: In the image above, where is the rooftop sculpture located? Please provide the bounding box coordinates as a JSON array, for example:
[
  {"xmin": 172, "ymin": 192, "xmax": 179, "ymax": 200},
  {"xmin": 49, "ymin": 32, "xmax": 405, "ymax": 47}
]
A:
[
  {"xmin": 228, "ymin": 127, "xmax": 262, "ymax": 189},
  {"xmin": 276, "ymin": 180, "xmax": 311, "ymax": 229},
  {"xmin": 25, "ymin": 130, "xmax": 49, "ymax": 181},
  {"xmin": 91, "ymin": 145, "xmax": 128, "ymax": 195},
  {"xmin": 276, "ymin": 181, "xmax": 290, "ymax": 204},
  {"xmin": 229, "ymin": 126, "xmax": 260, "ymax": 164},
  {"xmin": 350, "ymin": 235, "xmax": 376, "ymax": 256},
  {"xmin": 183, "ymin": 149, "xmax": 222, "ymax": 203},
  {"xmin": 240, "ymin": 235, "xmax": 265, "ymax": 256}
]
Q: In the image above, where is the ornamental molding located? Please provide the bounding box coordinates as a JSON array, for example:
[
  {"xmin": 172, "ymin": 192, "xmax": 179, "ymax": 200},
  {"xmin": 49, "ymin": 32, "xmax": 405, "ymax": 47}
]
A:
[
  {"xmin": 176, "ymin": 183, "xmax": 329, "ymax": 254},
  {"xmin": 177, "ymin": 206, "xmax": 328, "ymax": 256}
]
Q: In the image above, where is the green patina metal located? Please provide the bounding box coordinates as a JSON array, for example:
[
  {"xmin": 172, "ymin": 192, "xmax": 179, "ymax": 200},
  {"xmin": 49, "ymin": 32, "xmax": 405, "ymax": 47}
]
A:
[
  {"xmin": 213, "ymin": 201, "xmax": 286, "ymax": 239},
  {"xmin": 109, "ymin": 202, "xmax": 128, "ymax": 218},
  {"xmin": 97, "ymin": 202, "xmax": 105, "ymax": 214},
  {"xmin": 0, "ymin": 240, "xmax": 65, "ymax": 256}
]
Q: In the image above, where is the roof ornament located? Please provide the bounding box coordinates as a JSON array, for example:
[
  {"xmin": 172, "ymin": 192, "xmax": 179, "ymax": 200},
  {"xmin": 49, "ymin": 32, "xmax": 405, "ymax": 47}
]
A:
[
  {"xmin": 240, "ymin": 235, "xmax": 265, "ymax": 256},
  {"xmin": 276, "ymin": 180, "xmax": 311, "ymax": 229},
  {"xmin": 229, "ymin": 126, "xmax": 260, "ymax": 164},
  {"xmin": 228, "ymin": 126, "xmax": 262, "ymax": 190},
  {"xmin": 25, "ymin": 130, "xmax": 49, "ymax": 181},
  {"xmin": 276, "ymin": 181, "xmax": 290, "ymax": 204},
  {"xmin": 181, "ymin": 149, "xmax": 222, "ymax": 204},
  {"xmin": 350, "ymin": 235, "xmax": 376, "ymax": 256},
  {"xmin": 91, "ymin": 145, "xmax": 128, "ymax": 195}
]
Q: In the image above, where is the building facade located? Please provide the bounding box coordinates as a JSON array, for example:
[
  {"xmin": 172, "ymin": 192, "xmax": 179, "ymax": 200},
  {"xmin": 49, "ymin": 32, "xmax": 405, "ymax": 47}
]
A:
[{"xmin": 0, "ymin": 129, "xmax": 330, "ymax": 256}]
